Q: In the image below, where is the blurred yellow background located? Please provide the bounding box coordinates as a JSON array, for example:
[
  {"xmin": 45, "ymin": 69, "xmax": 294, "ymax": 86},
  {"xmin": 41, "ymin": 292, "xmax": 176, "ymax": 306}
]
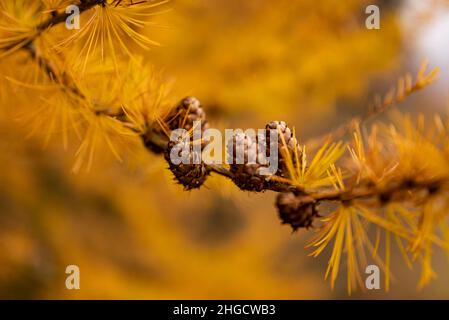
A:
[{"xmin": 1, "ymin": 0, "xmax": 449, "ymax": 299}]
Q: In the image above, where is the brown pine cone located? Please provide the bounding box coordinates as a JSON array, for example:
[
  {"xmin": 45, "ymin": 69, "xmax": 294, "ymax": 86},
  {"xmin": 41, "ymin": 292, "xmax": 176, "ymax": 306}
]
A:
[
  {"xmin": 227, "ymin": 132, "xmax": 269, "ymax": 192},
  {"xmin": 144, "ymin": 96, "xmax": 208, "ymax": 154},
  {"xmin": 166, "ymin": 96, "xmax": 209, "ymax": 132},
  {"xmin": 276, "ymin": 192, "xmax": 318, "ymax": 230},
  {"xmin": 266, "ymin": 120, "xmax": 301, "ymax": 176},
  {"xmin": 266, "ymin": 120, "xmax": 301, "ymax": 177},
  {"xmin": 165, "ymin": 140, "xmax": 210, "ymax": 190}
]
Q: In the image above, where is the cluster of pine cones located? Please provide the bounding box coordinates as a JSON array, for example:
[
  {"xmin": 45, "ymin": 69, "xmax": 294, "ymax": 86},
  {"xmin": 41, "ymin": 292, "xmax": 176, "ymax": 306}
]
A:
[
  {"xmin": 162, "ymin": 96, "xmax": 211, "ymax": 190},
  {"xmin": 154, "ymin": 97, "xmax": 318, "ymax": 230}
]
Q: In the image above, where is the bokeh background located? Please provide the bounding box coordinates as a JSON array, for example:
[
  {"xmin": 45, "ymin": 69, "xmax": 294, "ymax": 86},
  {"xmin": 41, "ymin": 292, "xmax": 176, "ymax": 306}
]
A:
[{"xmin": 1, "ymin": 0, "xmax": 449, "ymax": 299}]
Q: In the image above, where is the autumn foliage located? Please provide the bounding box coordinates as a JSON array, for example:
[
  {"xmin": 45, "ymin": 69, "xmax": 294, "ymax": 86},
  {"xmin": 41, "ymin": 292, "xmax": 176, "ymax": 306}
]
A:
[{"xmin": 1, "ymin": 0, "xmax": 449, "ymax": 298}]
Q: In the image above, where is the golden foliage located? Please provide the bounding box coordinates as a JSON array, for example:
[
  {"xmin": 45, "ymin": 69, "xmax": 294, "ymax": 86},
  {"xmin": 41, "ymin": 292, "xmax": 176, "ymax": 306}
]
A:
[
  {"xmin": 54, "ymin": 0, "xmax": 168, "ymax": 73},
  {"xmin": 0, "ymin": 0, "xmax": 40, "ymax": 57},
  {"xmin": 301, "ymin": 113, "xmax": 449, "ymax": 293},
  {"xmin": 1, "ymin": 0, "xmax": 449, "ymax": 299}
]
